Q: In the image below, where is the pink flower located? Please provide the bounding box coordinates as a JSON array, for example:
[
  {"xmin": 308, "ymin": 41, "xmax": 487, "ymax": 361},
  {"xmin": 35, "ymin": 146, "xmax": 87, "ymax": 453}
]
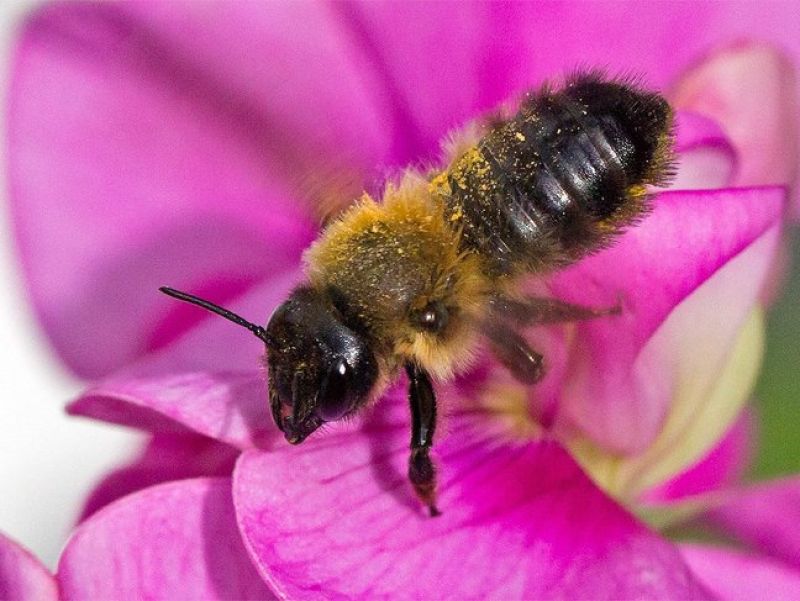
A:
[
  {"xmin": 4, "ymin": 2, "xmax": 800, "ymax": 599},
  {"xmin": 0, "ymin": 533, "xmax": 58, "ymax": 600}
]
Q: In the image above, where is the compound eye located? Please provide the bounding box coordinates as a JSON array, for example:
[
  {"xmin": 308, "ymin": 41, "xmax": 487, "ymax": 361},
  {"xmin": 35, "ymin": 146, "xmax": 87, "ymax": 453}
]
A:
[{"xmin": 317, "ymin": 358, "xmax": 352, "ymax": 421}]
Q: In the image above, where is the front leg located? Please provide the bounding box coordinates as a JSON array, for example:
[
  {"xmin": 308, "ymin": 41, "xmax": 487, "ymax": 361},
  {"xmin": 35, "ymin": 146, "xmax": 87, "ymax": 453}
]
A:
[
  {"xmin": 405, "ymin": 363, "xmax": 441, "ymax": 517},
  {"xmin": 483, "ymin": 323, "xmax": 545, "ymax": 385}
]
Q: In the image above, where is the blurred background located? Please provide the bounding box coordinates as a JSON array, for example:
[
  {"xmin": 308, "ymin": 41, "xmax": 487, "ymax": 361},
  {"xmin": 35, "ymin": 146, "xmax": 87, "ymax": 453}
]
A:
[
  {"xmin": 1, "ymin": 0, "xmax": 798, "ymax": 571},
  {"xmin": 0, "ymin": 1, "xmax": 140, "ymax": 569},
  {"xmin": 755, "ymin": 239, "xmax": 800, "ymax": 479}
]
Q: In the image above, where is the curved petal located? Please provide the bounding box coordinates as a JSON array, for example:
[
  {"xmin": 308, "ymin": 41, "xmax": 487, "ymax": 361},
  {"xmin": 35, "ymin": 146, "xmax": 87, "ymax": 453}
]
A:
[
  {"xmin": 58, "ymin": 478, "xmax": 273, "ymax": 600},
  {"xmin": 8, "ymin": 1, "xmax": 409, "ymax": 377},
  {"xmin": 0, "ymin": 532, "xmax": 58, "ymax": 601},
  {"xmin": 79, "ymin": 433, "xmax": 240, "ymax": 521},
  {"xmin": 617, "ymin": 300, "xmax": 764, "ymax": 495},
  {"xmin": 672, "ymin": 43, "xmax": 799, "ymax": 210},
  {"xmin": 642, "ymin": 409, "xmax": 754, "ymax": 504},
  {"xmin": 672, "ymin": 111, "xmax": 737, "ymax": 190},
  {"xmin": 573, "ymin": 304, "xmax": 764, "ymax": 503},
  {"xmin": 681, "ymin": 544, "xmax": 800, "ymax": 600},
  {"xmin": 706, "ymin": 477, "xmax": 800, "ymax": 570},
  {"xmin": 68, "ymin": 270, "xmax": 300, "ymax": 447},
  {"xmin": 70, "ymin": 371, "xmax": 273, "ymax": 450},
  {"xmin": 548, "ymin": 186, "xmax": 784, "ymax": 453},
  {"xmin": 233, "ymin": 394, "xmax": 708, "ymax": 600}
]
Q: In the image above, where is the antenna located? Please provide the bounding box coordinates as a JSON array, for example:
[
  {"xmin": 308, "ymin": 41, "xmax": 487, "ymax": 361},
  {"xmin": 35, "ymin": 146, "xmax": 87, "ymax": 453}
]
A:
[{"xmin": 158, "ymin": 286, "xmax": 272, "ymax": 345}]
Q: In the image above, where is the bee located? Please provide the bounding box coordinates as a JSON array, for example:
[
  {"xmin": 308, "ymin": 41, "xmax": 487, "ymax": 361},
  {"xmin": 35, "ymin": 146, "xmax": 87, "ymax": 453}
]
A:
[{"xmin": 160, "ymin": 71, "xmax": 674, "ymax": 516}]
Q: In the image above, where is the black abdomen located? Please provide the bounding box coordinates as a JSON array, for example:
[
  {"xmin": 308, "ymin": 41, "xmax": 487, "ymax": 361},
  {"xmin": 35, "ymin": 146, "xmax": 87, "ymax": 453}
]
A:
[{"xmin": 440, "ymin": 73, "xmax": 674, "ymax": 276}]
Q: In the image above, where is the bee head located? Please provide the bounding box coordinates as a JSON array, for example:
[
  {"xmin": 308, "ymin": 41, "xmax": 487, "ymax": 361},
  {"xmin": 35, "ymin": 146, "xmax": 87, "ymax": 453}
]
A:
[
  {"xmin": 265, "ymin": 286, "xmax": 379, "ymax": 444},
  {"xmin": 158, "ymin": 285, "xmax": 379, "ymax": 445}
]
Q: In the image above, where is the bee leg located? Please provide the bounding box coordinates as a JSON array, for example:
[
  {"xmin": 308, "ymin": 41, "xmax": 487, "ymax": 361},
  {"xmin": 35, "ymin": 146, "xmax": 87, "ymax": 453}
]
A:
[
  {"xmin": 483, "ymin": 324, "xmax": 545, "ymax": 384},
  {"xmin": 491, "ymin": 295, "xmax": 622, "ymax": 326},
  {"xmin": 405, "ymin": 363, "xmax": 441, "ymax": 517}
]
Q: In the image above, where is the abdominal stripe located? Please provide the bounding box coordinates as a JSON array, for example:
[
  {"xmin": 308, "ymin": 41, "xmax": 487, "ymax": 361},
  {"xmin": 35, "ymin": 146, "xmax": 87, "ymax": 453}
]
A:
[{"xmin": 443, "ymin": 90, "xmax": 639, "ymax": 275}]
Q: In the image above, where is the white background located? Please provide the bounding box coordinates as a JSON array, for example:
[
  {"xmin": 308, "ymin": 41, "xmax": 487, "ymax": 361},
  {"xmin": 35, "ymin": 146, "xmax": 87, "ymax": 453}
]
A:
[{"xmin": 0, "ymin": 1, "xmax": 140, "ymax": 569}]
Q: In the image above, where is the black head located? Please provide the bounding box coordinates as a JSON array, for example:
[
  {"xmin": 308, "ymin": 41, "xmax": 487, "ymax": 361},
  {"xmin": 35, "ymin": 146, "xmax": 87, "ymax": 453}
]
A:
[
  {"xmin": 265, "ymin": 286, "xmax": 379, "ymax": 443},
  {"xmin": 158, "ymin": 285, "xmax": 379, "ymax": 445}
]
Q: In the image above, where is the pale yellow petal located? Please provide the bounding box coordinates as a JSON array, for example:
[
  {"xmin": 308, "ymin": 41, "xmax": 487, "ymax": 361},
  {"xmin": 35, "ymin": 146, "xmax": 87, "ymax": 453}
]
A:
[{"xmin": 622, "ymin": 306, "xmax": 763, "ymax": 497}]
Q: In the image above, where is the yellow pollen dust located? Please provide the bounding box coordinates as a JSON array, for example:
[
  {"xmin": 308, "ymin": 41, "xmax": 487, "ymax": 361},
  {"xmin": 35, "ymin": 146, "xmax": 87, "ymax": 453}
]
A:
[{"xmin": 428, "ymin": 171, "xmax": 450, "ymax": 197}]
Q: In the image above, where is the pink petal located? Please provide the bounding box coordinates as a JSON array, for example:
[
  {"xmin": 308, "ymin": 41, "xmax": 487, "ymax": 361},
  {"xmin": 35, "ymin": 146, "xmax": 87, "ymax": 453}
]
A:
[
  {"xmin": 673, "ymin": 43, "xmax": 799, "ymax": 212},
  {"xmin": 233, "ymin": 394, "xmax": 708, "ymax": 599},
  {"xmin": 642, "ymin": 409, "xmax": 754, "ymax": 503},
  {"xmin": 58, "ymin": 478, "xmax": 273, "ymax": 599},
  {"xmin": 0, "ymin": 532, "xmax": 58, "ymax": 601},
  {"xmin": 121, "ymin": 2, "xmax": 413, "ymax": 171},
  {"xmin": 68, "ymin": 270, "xmax": 301, "ymax": 447},
  {"xmin": 548, "ymin": 186, "xmax": 784, "ymax": 453},
  {"xmin": 346, "ymin": 1, "xmax": 800, "ymax": 157},
  {"xmin": 681, "ymin": 544, "xmax": 800, "ymax": 600},
  {"xmin": 673, "ymin": 111, "xmax": 738, "ymax": 190},
  {"xmin": 79, "ymin": 433, "xmax": 240, "ymax": 521},
  {"xmin": 706, "ymin": 477, "xmax": 800, "ymax": 570},
  {"xmin": 70, "ymin": 370, "xmax": 273, "ymax": 450},
  {"xmin": 9, "ymin": 1, "xmax": 407, "ymax": 378}
]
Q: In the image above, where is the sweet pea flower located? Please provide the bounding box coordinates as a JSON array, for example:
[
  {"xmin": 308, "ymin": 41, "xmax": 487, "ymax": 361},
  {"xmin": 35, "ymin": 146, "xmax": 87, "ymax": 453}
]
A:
[{"xmin": 4, "ymin": 2, "xmax": 800, "ymax": 599}]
